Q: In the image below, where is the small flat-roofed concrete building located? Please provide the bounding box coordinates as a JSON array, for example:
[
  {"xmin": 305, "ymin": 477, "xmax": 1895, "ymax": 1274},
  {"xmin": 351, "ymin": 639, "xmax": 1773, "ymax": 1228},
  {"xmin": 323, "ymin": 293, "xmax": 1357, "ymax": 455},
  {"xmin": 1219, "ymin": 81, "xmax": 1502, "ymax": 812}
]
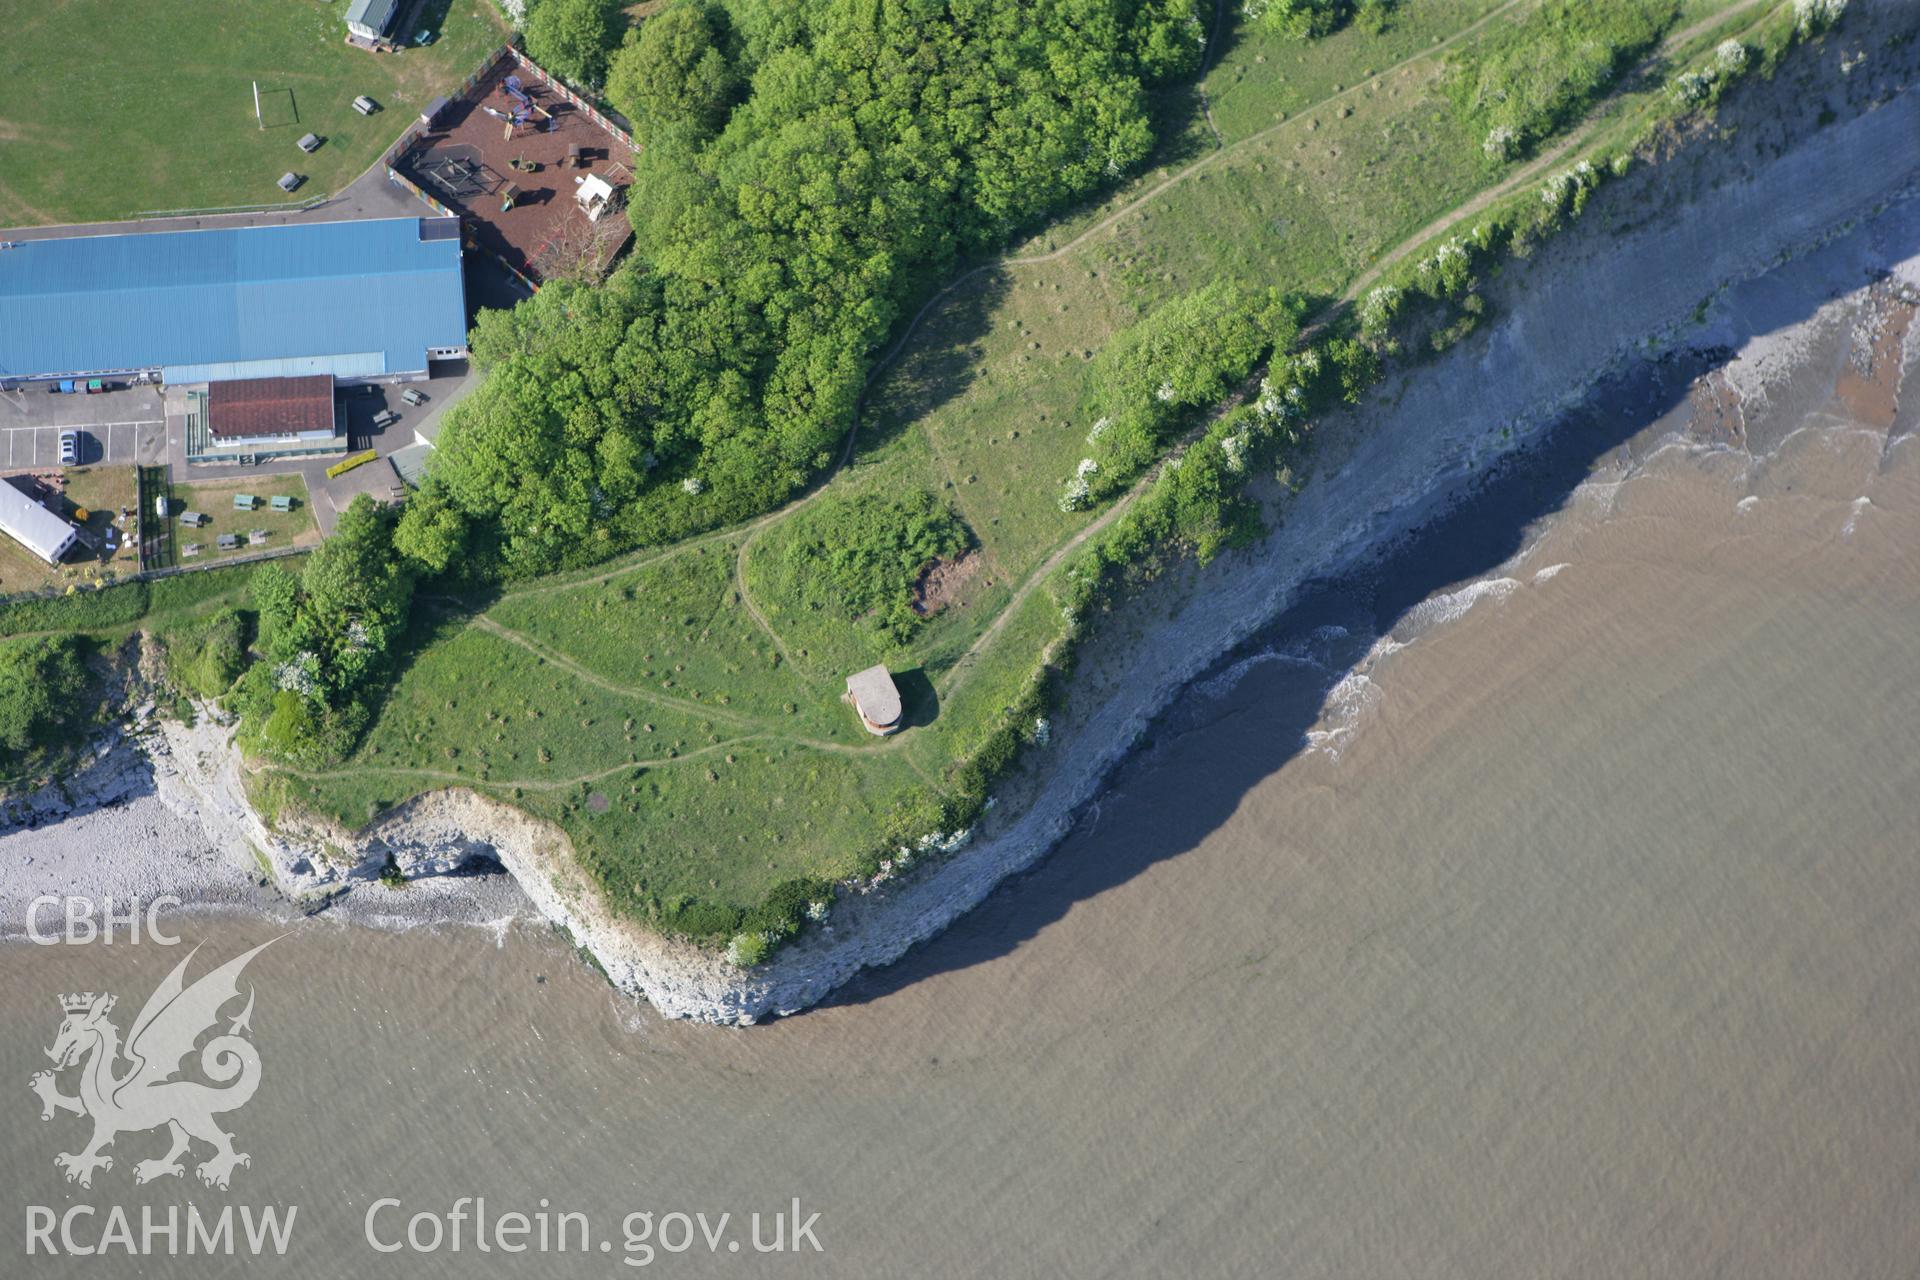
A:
[
  {"xmin": 845, "ymin": 665, "xmax": 903, "ymax": 736},
  {"xmin": 0, "ymin": 478, "xmax": 78, "ymax": 565}
]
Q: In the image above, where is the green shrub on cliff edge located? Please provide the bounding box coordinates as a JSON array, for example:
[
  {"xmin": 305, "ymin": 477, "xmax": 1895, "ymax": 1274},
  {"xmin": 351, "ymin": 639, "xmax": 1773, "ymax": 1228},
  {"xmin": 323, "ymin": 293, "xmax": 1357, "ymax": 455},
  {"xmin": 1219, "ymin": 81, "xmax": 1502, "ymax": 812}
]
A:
[
  {"xmin": 1448, "ymin": 1, "xmax": 1678, "ymax": 160},
  {"xmin": 0, "ymin": 635, "xmax": 95, "ymax": 776},
  {"xmin": 163, "ymin": 607, "xmax": 251, "ymax": 702}
]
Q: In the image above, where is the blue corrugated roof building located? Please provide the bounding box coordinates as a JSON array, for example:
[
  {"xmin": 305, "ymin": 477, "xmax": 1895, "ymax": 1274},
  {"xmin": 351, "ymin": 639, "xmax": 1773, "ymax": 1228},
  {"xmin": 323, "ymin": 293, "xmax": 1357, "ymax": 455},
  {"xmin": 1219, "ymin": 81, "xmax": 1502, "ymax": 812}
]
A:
[{"xmin": 0, "ymin": 216, "xmax": 468, "ymax": 386}]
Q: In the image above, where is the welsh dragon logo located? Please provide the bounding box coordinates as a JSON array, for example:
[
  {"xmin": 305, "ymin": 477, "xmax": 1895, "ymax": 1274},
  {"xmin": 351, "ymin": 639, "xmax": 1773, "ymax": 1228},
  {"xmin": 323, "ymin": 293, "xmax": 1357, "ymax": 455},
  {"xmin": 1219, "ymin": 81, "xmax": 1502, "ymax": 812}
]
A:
[{"xmin": 28, "ymin": 940, "xmax": 276, "ymax": 1190}]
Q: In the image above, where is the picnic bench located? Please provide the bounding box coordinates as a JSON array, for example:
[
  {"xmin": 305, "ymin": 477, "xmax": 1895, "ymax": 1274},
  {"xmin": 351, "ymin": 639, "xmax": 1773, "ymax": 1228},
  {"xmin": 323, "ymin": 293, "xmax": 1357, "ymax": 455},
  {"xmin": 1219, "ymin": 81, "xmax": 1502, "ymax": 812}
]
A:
[
  {"xmin": 182, "ymin": 543, "xmax": 202, "ymax": 558},
  {"xmin": 249, "ymin": 530, "xmax": 269, "ymax": 546}
]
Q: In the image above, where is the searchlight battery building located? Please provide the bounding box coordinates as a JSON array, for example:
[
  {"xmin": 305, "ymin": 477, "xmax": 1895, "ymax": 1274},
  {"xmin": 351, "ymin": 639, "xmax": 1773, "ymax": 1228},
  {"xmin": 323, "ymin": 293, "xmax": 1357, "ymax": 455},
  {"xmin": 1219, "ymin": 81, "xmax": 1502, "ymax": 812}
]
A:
[
  {"xmin": 0, "ymin": 216, "xmax": 468, "ymax": 390},
  {"xmin": 845, "ymin": 665, "xmax": 904, "ymax": 736}
]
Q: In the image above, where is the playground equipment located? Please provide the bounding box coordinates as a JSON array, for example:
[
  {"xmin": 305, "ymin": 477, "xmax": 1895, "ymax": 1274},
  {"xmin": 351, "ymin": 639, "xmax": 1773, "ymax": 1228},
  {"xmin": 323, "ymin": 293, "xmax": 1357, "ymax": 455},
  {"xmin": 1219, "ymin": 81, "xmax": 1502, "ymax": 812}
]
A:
[
  {"xmin": 574, "ymin": 173, "xmax": 617, "ymax": 222},
  {"xmin": 504, "ymin": 75, "xmax": 552, "ymax": 121},
  {"xmin": 419, "ymin": 149, "xmax": 487, "ymax": 200},
  {"xmin": 481, "ymin": 102, "xmax": 528, "ymax": 139}
]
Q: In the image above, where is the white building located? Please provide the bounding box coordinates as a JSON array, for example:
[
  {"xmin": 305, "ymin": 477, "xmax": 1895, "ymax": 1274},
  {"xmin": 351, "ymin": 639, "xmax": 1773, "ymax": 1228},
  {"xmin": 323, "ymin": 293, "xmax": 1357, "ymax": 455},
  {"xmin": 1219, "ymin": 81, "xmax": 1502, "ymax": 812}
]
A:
[{"xmin": 0, "ymin": 480, "xmax": 79, "ymax": 566}]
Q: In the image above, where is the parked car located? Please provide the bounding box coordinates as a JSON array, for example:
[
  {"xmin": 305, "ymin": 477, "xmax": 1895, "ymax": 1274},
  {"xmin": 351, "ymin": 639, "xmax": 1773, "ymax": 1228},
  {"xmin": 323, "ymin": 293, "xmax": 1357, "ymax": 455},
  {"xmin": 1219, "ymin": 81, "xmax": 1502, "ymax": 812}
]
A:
[
  {"xmin": 401, "ymin": 388, "xmax": 427, "ymax": 406},
  {"xmin": 58, "ymin": 430, "xmax": 79, "ymax": 466},
  {"xmin": 372, "ymin": 410, "xmax": 399, "ymax": 429}
]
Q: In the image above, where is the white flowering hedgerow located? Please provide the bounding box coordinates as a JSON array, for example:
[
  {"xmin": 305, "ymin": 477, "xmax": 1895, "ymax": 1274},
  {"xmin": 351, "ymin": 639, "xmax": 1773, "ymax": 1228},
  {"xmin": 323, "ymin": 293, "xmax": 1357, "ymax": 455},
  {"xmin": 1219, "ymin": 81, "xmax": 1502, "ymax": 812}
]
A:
[
  {"xmin": 275, "ymin": 651, "xmax": 321, "ymax": 698},
  {"xmin": 1221, "ymin": 431, "xmax": 1249, "ymax": 473},
  {"xmin": 1060, "ymin": 475, "xmax": 1091, "ymax": 512},
  {"xmin": 1358, "ymin": 284, "xmax": 1401, "ymax": 335},
  {"xmin": 1794, "ymin": 0, "xmax": 1846, "ymax": 35},
  {"xmin": 1672, "ymin": 70, "xmax": 1714, "ymax": 104}
]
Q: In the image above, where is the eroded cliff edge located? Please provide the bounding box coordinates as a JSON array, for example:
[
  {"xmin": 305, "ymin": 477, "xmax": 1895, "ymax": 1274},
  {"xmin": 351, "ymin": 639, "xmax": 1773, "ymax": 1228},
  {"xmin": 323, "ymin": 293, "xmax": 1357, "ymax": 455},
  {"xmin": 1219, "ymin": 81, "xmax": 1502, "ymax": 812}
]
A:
[{"xmin": 100, "ymin": 10, "xmax": 1920, "ymax": 1021}]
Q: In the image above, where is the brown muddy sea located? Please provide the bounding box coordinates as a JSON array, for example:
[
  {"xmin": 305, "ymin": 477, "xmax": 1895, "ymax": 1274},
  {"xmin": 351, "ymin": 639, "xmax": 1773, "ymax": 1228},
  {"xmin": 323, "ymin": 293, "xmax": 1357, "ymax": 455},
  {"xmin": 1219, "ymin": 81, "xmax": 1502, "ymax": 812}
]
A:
[{"xmin": 5, "ymin": 270, "xmax": 1920, "ymax": 1278}]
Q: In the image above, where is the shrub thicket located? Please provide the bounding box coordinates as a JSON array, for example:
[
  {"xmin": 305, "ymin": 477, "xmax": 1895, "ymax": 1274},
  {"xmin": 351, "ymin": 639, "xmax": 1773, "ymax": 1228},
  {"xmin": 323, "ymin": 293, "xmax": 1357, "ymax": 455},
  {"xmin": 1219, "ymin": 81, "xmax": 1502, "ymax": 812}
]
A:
[
  {"xmin": 164, "ymin": 607, "xmax": 251, "ymax": 702},
  {"xmin": 767, "ymin": 489, "xmax": 970, "ymax": 647},
  {"xmin": 0, "ymin": 635, "xmax": 93, "ymax": 772},
  {"xmin": 411, "ymin": 0, "xmax": 1207, "ymax": 581},
  {"xmin": 1447, "ymin": 1, "xmax": 1677, "ymax": 160},
  {"xmin": 231, "ymin": 499, "xmax": 414, "ymax": 767}
]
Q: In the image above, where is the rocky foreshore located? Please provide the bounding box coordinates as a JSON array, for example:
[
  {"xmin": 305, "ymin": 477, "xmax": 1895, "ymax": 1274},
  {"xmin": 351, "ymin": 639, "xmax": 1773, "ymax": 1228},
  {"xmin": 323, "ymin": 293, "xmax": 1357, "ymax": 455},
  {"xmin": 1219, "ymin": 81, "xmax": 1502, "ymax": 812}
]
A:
[{"xmin": 7, "ymin": 10, "xmax": 1917, "ymax": 1020}]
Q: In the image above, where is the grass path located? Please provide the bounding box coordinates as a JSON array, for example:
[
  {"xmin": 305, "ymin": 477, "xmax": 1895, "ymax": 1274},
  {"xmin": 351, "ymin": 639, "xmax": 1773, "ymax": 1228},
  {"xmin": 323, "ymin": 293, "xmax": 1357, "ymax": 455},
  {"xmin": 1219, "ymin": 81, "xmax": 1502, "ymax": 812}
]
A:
[
  {"xmin": 281, "ymin": 735, "xmax": 756, "ymax": 792},
  {"xmin": 1342, "ymin": 0, "xmax": 1782, "ymax": 300},
  {"xmin": 866, "ymin": 0, "xmax": 1531, "ymax": 381},
  {"xmin": 933, "ymin": 0, "xmax": 1786, "ymax": 697},
  {"xmin": 471, "ymin": 613, "xmax": 912, "ymax": 759},
  {"xmin": 470, "ymin": 616, "xmax": 760, "ymax": 728},
  {"xmin": 325, "ymin": 1, "xmax": 1775, "ymax": 812}
]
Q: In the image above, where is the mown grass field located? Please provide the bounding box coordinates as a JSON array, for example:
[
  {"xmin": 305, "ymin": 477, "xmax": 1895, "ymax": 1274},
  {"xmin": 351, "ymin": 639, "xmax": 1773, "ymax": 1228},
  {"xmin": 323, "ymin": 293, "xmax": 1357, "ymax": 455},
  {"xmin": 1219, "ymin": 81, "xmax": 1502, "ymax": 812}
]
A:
[
  {"xmin": 1, "ymin": 0, "xmax": 507, "ymax": 225},
  {"xmin": 169, "ymin": 476, "xmax": 318, "ymax": 565},
  {"xmin": 263, "ymin": 0, "xmax": 1770, "ymax": 939}
]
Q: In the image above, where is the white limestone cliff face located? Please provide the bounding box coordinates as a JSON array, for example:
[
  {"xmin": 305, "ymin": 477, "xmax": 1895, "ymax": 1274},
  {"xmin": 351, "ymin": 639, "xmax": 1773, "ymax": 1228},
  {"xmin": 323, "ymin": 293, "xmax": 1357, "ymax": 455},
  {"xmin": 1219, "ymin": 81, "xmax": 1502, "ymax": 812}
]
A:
[{"xmin": 47, "ymin": 9, "xmax": 1920, "ymax": 1023}]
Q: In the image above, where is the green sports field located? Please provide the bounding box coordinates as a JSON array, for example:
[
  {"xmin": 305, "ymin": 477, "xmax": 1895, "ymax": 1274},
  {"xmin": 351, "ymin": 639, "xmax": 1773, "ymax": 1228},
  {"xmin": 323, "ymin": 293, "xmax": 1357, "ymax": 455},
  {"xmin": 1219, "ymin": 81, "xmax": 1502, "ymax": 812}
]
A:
[{"xmin": 3, "ymin": 0, "xmax": 507, "ymax": 226}]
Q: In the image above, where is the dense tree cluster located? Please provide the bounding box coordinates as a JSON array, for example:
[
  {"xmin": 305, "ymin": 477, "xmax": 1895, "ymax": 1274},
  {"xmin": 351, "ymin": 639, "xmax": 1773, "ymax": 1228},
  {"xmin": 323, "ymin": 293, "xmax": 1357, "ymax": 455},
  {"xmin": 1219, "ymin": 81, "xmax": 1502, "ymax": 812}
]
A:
[
  {"xmin": 233, "ymin": 498, "xmax": 415, "ymax": 766},
  {"xmin": 410, "ymin": 0, "xmax": 1207, "ymax": 582},
  {"xmin": 1245, "ymin": 0, "xmax": 1395, "ymax": 40},
  {"xmin": 524, "ymin": 0, "xmax": 622, "ymax": 89}
]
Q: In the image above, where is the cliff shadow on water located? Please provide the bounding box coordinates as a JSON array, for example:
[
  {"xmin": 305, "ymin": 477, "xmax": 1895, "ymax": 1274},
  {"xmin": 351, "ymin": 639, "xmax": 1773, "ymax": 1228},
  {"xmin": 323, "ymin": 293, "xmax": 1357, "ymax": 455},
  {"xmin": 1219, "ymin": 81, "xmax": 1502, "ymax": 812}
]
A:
[{"xmin": 821, "ymin": 189, "xmax": 1920, "ymax": 1012}]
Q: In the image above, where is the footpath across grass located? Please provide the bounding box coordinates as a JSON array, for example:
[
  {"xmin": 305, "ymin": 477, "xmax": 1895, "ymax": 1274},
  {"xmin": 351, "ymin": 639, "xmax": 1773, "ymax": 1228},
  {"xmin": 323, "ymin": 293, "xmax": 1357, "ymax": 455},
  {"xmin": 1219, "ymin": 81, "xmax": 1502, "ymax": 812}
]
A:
[
  {"xmin": 150, "ymin": 0, "xmax": 1776, "ymax": 952},
  {"xmin": 1, "ymin": 0, "xmax": 507, "ymax": 225}
]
